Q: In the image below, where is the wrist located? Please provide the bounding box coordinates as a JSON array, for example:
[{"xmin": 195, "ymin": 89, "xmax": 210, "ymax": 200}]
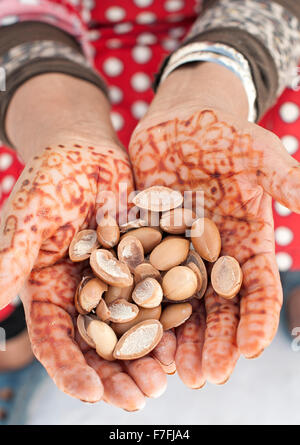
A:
[
  {"xmin": 6, "ymin": 73, "xmax": 118, "ymax": 162},
  {"xmin": 145, "ymin": 62, "xmax": 249, "ymax": 125}
]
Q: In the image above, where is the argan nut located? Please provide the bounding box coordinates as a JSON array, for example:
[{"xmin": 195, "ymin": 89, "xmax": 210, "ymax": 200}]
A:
[
  {"xmin": 150, "ymin": 237, "xmax": 190, "ymax": 271},
  {"xmin": 97, "ymin": 214, "xmax": 120, "ymax": 248},
  {"xmin": 211, "ymin": 256, "xmax": 243, "ymax": 299},
  {"xmin": 185, "ymin": 250, "xmax": 208, "ymax": 299},
  {"xmin": 117, "ymin": 235, "xmax": 144, "ymax": 272},
  {"xmin": 186, "ymin": 262, "xmax": 203, "ymax": 294},
  {"xmin": 104, "ymin": 282, "xmax": 134, "ymax": 305},
  {"xmin": 69, "ymin": 229, "xmax": 98, "ymax": 262},
  {"xmin": 133, "ymin": 186, "xmax": 183, "ymax": 212},
  {"xmin": 121, "ymin": 227, "xmax": 162, "ymax": 254},
  {"xmin": 111, "ymin": 306, "xmax": 162, "ymax": 336},
  {"xmin": 160, "ymin": 303, "xmax": 192, "ymax": 330},
  {"xmin": 162, "ymin": 266, "xmax": 197, "ymax": 301},
  {"xmin": 191, "ymin": 217, "xmax": 221, "ymax": 262},
  {"xmin": 134, "ymin": 263, "xmax": 161, "ymax": 284},
  {"xmin": 75, "ymin": 276, "xmax": 93, "ymax": 314},
  {"xmin": 78, "ymin": 278, "xmax": 108, "ymax": 313},
  {"xmin": 113, "ymin": 319, "xmax": 163, "ymax": 360},
  {"xmin": 96, "ymin": 299, "xmax": 111, "ymax": 321},
  {"xmin": 160, "ymin": 208, "xmax": 196, "ymax": 234},
  {"xmin": 108, "ymin": 298, "xmax": 139, "ymax": 323},
  {"xmin": 119, "ymin": 218, "xmax": 147, "ymax": 233},
  {"xmin": 139, "ymin": 209, "xmax": 161, "ymax": 228},
  {"xmin": 77, "ymin": 315, "xmax": 96, "ymax": 348},
  {"xmin": 132, "ymin": 277, "xmax": 163, "ymax": 308},
  {"xmin": 87, "ymin": 319, "xmax": 118, "ymax": 361},
  {"xmin": 90, "ymin": 249, "xmax": 133, "ymax": 288}
]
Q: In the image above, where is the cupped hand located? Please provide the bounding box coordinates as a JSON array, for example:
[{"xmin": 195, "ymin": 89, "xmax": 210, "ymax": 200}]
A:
[
  {"xmin": 0, "ymin": 138, "xmax": 170, "ymax": 409},
  {"xmin": 129, "ymin": 95, "xmax": 300, "ymax": 387}
]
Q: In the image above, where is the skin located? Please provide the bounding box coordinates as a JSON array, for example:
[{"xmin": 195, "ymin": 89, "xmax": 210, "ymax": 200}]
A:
[
  {"xmin": 129, "ymin": 62, "xmax": 300, "ymax": 386},
  {"xmin": 0, "ymin": 73, "xmax": 173, "ymax": 408}
]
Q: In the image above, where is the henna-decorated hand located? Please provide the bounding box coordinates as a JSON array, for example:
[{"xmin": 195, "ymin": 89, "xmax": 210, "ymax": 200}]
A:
[
  {"xmin": 0, "ymin": 140, "xmax": 171, "ymax": 407},
  {"xmin": 0, "ymin": 75, "xmax": 172, "ymax": 409},
  {"xmin": 129, "ymin": 63, "xmax": 300, "ymax": 388}
]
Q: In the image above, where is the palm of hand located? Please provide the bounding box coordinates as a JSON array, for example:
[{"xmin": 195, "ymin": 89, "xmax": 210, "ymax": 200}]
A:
[
  {"xmin": 0, "ymin": 141, "xmax": 168, "ymax": 408},
  {"xmin": 129, "ymin": 109, "xmax": 300, "ymax": 387}
]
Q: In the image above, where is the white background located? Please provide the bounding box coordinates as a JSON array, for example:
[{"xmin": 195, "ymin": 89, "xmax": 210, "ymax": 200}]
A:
[{"xmin": 26, "ymin": 319, "xmax": 300, "ymax": 425}]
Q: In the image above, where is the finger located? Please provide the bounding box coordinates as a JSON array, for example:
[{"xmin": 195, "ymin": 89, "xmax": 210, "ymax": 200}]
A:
[
  {"xmin": 85, "ymin": 350, "xmax": 146, "ymax": 411},
  {"xmin": 175, "ymin": 300, "xmax": 206, "ymax": 389},
  {"xmin": 20, "ymin": 262, "xmax": 103, "ymax": 402},
  {"xmin": 255, "ymin": 126, "xmax": 300, "ymax": 213},
  {"xmin": 202, "ymin": 286, "xmax": 240, "ymax": 384},
  {"xmin": 124, "ymin": 356, "xmax": 167, "ymax": 398},
  {"xmin": 0, "ymin": 183, "xmax": 67, "ymax": 309},
  {"xmin": 94, "ymin": 148, "xmax": 135, "ymax": 225},
  {"xmin": 152, "ymin": 330, "xmax": 177, "ymax": 374},
  {"xmin": 0, "ymin": 210, "xmax": 42, "ymax": 309},
  {"xmin": 24, "ymin": 300, "xmax": 103, "ymax": 402},
  {"xmin": 237, "ymin": 252, "xmax": 282, "ymax": 358}
]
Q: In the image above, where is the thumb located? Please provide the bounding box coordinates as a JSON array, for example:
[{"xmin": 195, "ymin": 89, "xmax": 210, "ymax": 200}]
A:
[
  {"xmin": 254, "ymin": 126, "xmax": 300, "ymax": 213},
  {"xmin": 0, "ymin": 199, "xmax": 44, "ymax": 309}
]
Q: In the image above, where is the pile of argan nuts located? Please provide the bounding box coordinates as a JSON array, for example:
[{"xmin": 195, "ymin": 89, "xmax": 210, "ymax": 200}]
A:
[{"xmin": 69, "ymin": 186, "xmax": 243, "ymax": 364}]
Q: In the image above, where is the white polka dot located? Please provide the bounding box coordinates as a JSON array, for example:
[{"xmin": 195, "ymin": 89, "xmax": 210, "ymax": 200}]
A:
[
  {"xmin": 0, "ymin": 153, "xmax": 13, "ymax": 171},
  {"xmin": 136, "ymin": 12, "xmax": 156, "ymax": 24},
  {"xmin": 105, "ymin": 6, "xmax": 126, "ymax": 22},
  {"xmin": 103, "ymin": 58, "xmax": 123, "ymax": 77},
  {"xmin": 137, "ymin": 33, "xmax": 157, "ymax": 45},
  {"xmin": 88, "ymin": 30, "xmax": 100, "ymax": 41},
  {"xmin": 281, "ymin": 135, "xmax": 299, "ymax": 155},
  {"xmin": 280, "ymin": 102, "xmax": 300, "ymax": 123},
  {"xmin": 81, "ymin": 9, "xmax": 91, "ymax": 22},
  {"xmin": 275, "ymin": 226, "xmax": 294, "ymax": 246},
  {"xmin": 2, "ymin": 175, "xmax": 15, "ymax": 193},
  {"xmin": 134, "ymin": 0, "xmax": 153, "ymax": 6},
  {"xmin": 106, "ymin": 38, "xmax": 122, "ymax": 49},
  {"xmin": 132, "ymin": 101, "xmax": 149, "ymax": 119},
  {"xmin": 169, "ymin": 27, "xmax": 185, "ymax": 38},
  {"xmin": 274, "ymin": 202, "xmax": 292, "ymax": 216},
  {"xmin": 83, "ymin": 0, "xmax": 94, "ymax": 8},
  {"xmin": 131, "ymin": 73, "xmax": 151, "ymax": 92},
  {"xmin": 165, "ymin": 0, "xmax": 184, "ymax": 12},
  {"xmin": 276, "ymin": 252, "xmax": 292, "ymax": 271},
  {"xmin": 162, "ymin": 38, "xmax": 178, "ymax": 51},
  {"xmin": 132, "ymin": 46, "xmax": 152, "ymax": 64},
  {"xmin": 109, "ymin": 86, "xmax": 123, "ymax": 104},
  {"xmin": 1, "ymin": 16, "xmax": 18, "ymax": 26},
  {"xmin": 114, "ymin": 22, "xmax": 133, "ymax": 34},
  {"xmin": 111, "ymin": 112, "xmax": 124, "ymax": 131}
]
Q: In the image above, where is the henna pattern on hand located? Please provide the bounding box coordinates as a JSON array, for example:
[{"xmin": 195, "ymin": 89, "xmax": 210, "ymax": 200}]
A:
[
  {"xmin": 129, "ymin": 109, "xmax": 296, "ymax": 383},
  {"xmin": 0, "ymin": 141, "xmax": 173, "ymax": 406}
]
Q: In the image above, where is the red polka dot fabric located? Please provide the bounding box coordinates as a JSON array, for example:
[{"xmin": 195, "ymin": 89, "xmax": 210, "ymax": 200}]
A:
[
  {"xmin": 260, "ymin": 83, "xmax": 300, "ymax": 272},
  {"xmin": 0, "ymin": 0, "xmax": 299, "ymax": 284}
]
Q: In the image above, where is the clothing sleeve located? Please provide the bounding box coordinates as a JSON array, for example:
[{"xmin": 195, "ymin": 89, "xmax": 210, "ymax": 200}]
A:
[
  {"xmin": 157, "ymin": 0, "xmax": 300, "ymax": 120},
  {"xmin": 0, "ymin": 0, "xmax": 107, "ymax": 148}
]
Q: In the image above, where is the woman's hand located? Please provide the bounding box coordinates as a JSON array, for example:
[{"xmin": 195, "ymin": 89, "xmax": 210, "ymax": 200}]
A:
[
  {"xmin": 0, "ymin": 74, "xmax": 171, "ymax": 409},
  {"xmin": 129, "ymin": 62, "xmax": 300, "ymax": 387}
]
